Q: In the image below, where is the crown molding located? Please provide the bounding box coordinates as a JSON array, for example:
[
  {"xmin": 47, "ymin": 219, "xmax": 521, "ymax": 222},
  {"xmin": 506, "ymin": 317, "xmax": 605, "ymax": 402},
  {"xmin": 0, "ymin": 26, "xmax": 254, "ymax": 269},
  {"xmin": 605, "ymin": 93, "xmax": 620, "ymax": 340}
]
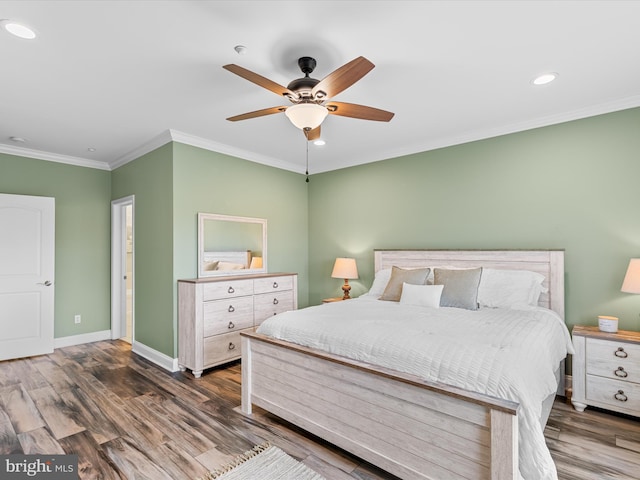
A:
[
  {"xmin": 109, "ymin": 130, "xmax": 174, "ymax": 170},
  {"xmin": 0, "ymin": 143, "xmax": 111, "ymax": 170},
  {"xmin": 167, "ymin": 130, "xmax": 302, "ymax": 173},
  {"xmin": 324, "ymin": 95, "xmax": 640, "ymax": 174}
]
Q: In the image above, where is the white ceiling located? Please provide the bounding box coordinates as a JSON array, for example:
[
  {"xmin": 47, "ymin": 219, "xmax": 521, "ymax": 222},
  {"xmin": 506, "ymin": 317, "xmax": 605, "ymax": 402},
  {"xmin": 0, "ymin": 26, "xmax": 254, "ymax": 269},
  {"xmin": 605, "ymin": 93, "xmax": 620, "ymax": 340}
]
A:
[{"xmin": 2, "ymin": 1, "xmax": 640, "ymax": 174}]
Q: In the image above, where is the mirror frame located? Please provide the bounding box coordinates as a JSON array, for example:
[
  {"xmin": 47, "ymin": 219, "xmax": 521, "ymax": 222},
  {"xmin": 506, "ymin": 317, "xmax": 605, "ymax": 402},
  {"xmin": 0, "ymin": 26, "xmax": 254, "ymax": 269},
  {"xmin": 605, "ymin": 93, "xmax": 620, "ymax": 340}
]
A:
[{"xmin": 197, "ymin": 213, "xmax": 267, "ymax": 278}]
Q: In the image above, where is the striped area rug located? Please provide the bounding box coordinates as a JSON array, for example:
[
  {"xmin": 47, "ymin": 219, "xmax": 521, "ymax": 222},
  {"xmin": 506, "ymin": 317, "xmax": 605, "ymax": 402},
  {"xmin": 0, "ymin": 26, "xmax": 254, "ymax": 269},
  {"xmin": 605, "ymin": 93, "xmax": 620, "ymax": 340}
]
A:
[{"xmin": 203, "ymin": 442, "xmax": 326, "ymax": 480}]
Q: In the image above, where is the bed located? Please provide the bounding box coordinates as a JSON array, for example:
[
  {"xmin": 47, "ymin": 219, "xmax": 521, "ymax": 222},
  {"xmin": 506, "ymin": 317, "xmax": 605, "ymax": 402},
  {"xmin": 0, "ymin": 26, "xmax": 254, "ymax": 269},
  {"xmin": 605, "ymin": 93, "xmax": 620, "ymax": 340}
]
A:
[{"xmin": 240, "ymin": 250, "xmax": 572, "ymax": 480}]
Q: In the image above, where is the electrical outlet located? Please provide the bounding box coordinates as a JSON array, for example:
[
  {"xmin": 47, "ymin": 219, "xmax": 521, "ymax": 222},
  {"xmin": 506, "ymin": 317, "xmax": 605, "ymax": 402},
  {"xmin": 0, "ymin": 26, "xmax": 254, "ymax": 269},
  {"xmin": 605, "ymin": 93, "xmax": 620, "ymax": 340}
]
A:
[{"xmin": 74, "ymin": 314, "xmax": 81, "ymax": 324}]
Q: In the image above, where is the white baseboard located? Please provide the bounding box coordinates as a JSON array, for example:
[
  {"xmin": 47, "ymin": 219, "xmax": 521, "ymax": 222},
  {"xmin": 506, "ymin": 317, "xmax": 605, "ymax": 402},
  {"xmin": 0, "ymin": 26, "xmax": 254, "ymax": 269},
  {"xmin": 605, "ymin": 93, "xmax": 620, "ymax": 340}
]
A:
[
  {"xmin": 54, "ymin": 330, "xmax": 112, "ymax": 349},
  {"xmin": 131, "ymin": 341, "xmax": 180, "ymax": 372},
  {"xmin": 54, "ymin": 331, "xmax": 179, "ymax": 373}
]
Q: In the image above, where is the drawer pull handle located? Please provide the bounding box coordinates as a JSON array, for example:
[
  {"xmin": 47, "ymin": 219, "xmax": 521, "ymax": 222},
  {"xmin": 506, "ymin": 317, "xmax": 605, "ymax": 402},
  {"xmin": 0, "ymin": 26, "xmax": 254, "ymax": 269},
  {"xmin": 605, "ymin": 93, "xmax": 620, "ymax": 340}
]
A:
[
  {"xmin": 614, "ymin": 347, "xmax": 628, "ymax": 358},
  {"xmin": 228, "ymin": 342, "xmax": 236, "ymax": 351},
  {"xmin": 614, "ymin": 390, "xmax": 628, "ymax": 402},
  {"xmin": 273, "ymin": 298, "xmax": 279, "ymax": 305},
  {"xmin": 273, "ymin": 282, "xmax": 278, "ymax": 289},
  {"xmin": 615, "ymin": 367, "xmax": 628, "ymax": 378},
  {"xmin": 228, "ymin": 286, "xmax": 235, "ymax": 294},
  {"xmin": 228, "ymin": 305, "xmax": 235, "ymax": 313},
  {"xmin": 228, "ymin": 321, "xmax": 235, "ymax": 329}
]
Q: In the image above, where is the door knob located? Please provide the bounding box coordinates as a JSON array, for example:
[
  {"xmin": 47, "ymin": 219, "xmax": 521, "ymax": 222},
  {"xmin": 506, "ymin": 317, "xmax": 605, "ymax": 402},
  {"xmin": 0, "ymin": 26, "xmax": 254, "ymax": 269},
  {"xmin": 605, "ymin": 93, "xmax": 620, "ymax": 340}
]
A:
[{"xmin": 37, "ymin": 280, "xmax": 53, "ymax": 286}]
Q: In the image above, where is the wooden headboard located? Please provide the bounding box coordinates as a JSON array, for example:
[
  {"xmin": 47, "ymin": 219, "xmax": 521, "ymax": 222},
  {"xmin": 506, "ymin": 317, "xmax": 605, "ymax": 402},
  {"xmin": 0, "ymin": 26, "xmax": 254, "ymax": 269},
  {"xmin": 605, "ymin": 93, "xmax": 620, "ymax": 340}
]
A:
[
  {"xmin": 203, "ymin": 250, "xmax": 251, "ymax": 269},
  {"xmin": 374, "ymin": 249, "xmax": 565, "ymax": 319}
]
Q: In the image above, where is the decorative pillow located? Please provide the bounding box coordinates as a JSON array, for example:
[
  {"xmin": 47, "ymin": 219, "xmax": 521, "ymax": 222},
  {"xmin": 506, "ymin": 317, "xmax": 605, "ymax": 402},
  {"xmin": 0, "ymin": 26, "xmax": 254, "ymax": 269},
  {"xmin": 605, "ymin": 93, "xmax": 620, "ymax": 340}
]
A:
[
  {"xmin": 203, "ymin": 260, "xmax": 219, "ymax": 271},
  {"xmin": 379, "ymin": 266, "xmax": 431, "ymax": 302},
  {"xmin": 478, "ymin": 268, "xmax": 547, "ymax": 308},
  {"xmin": 215, "ymin": 261, "xmax": 245, "ymax": 270},
  {"xmin": 400, "ymin": 283, "xmax": 444, "ymax": 308},
  {"xmin": 434, "ymin": 267, "xmax": 482, "ymax": 310},
  {"xmin": 364, "ymin": 268, "xmax": 392, "ymax": 297}
]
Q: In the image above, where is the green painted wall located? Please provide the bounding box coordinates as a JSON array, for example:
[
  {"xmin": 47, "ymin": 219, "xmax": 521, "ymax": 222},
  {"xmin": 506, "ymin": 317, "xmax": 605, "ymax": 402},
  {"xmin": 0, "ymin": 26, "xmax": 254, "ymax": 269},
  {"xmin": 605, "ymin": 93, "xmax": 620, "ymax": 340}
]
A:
[
  {"xmin": 4, "ymin": 105, "xmax": 638, "ymax": 360},
  {"xmin": 0, "ymin": 153, "xmax": 111, "ymax": 338},
  {"xmin": 111, "ymin": 144, "xmax": 174, "ymax": 356},
  {"xmin": 172, "ymin": 143, "xmax": 309, "ymax": 354},
  {"xmin": 308, "ymin": 107, "xmax": 640, "ymax": 332},
  {"xmin": 110, "ymin": 142, "xmax": 308, "ymax": 358}
]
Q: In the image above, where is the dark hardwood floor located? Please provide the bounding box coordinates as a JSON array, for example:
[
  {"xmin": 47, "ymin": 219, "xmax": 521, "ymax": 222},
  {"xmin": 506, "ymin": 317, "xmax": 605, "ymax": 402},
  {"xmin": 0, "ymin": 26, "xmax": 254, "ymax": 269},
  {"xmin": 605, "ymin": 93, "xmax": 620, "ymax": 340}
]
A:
[{"xmin": 1, "ymin": 340, "xmax": 639, "ymax": 479}]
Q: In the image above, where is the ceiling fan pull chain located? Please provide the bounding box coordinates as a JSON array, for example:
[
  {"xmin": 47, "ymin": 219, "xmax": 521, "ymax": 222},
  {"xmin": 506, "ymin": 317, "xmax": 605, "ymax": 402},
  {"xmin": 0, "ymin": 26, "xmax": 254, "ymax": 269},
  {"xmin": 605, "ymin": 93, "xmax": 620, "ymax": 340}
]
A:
[{"xmin": 304, "ymin": 128, "xmax": 310, "ymax": 183}]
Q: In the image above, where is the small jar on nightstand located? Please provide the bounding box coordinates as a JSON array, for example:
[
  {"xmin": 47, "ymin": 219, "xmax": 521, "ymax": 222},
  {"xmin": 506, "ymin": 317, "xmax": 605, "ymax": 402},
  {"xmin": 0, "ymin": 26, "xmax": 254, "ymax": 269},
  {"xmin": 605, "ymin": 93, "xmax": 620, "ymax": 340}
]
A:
[{"xmin": 571, "ymin": 325, "xmax": 640, "ymax": 417}]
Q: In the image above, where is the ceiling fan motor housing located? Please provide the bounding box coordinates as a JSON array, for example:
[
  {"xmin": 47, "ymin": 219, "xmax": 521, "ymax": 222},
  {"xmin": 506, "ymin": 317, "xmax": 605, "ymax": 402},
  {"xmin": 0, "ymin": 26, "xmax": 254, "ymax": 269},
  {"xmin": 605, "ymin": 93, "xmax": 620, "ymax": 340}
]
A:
[{"xmin": 287, "ymin": 57, "xmax": 320, "ymax": 101}]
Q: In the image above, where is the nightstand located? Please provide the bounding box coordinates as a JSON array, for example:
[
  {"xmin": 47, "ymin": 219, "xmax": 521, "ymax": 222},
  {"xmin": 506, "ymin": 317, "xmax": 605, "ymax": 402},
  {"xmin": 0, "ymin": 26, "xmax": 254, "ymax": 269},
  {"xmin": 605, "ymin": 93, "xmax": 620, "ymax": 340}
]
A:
[
  {"xmin": 322, "ymin": 297, "xmax": 346, "ymax": 303},
  {"xmin": 571, "ymin": 325, "xmax": 640, "ymax": 417}
]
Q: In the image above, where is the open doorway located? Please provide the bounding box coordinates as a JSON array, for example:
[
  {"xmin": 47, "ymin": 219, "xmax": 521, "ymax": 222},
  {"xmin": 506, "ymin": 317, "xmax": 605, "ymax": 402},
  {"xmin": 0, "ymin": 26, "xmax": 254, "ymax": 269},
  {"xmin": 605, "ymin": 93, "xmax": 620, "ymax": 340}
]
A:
[{"xmin": 111, "ymin": 196, "xmax": 134, "ymax": 344}]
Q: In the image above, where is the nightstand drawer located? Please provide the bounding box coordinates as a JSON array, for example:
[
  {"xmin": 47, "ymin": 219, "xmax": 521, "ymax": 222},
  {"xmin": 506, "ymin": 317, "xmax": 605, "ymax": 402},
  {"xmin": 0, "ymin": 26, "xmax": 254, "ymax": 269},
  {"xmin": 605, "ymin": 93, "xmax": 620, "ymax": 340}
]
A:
[
  {"xmin": 203, "ymin": 297, "xmax": 254, "ymax": 336},
  {"xmin": 586, "ymin": 337, "xmax": 640, "ymax": 382},
  {"xmin": 586, "ymin": 375, "xmax": 640, "ymax": 412}
]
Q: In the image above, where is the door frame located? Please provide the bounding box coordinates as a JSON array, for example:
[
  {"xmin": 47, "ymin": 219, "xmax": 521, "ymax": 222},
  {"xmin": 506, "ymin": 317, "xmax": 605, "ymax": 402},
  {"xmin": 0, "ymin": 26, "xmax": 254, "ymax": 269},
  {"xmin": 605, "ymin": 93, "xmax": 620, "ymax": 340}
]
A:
[{"xmin": 111, "ymin": 195, "xmax": 134, "ymax": 341}]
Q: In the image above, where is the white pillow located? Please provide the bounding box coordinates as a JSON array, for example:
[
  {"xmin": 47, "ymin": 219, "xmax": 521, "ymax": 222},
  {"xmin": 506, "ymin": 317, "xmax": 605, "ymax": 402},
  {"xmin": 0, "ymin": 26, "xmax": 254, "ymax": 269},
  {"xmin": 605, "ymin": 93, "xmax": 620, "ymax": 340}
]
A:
[
  {"xmin": 400, "ymin": 283, "xmax": 444, "ymax": 308},
  {"xmin": 478, "ymin": 268, "xmax": 546, "ymax": 308},
  {"xmin": 363, "ymin": 268, "xmax": 392, "ymax": 297},
  {"xmin": 215, "ymin": 261, "xmax": 246, "ymax": 271}
]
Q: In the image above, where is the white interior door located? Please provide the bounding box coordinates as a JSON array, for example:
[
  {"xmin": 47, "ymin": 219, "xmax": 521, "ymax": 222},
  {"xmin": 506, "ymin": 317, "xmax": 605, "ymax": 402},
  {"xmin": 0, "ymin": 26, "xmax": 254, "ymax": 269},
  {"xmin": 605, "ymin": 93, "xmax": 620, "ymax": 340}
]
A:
[{"xmin": 0, "ymin": 193, "xmax": 55, "ymax": 361}]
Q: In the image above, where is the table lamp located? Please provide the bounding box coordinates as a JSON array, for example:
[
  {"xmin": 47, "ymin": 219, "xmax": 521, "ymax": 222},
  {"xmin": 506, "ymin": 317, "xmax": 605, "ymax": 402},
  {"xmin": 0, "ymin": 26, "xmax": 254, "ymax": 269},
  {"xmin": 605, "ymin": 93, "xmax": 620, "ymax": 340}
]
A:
[
  {"xmin": 621, "ymin": 258, "xmax": 640, "ymax": 294},
  {"xmin": 331, "ymin": 258, "xmax": 358, "ymax": 300}
]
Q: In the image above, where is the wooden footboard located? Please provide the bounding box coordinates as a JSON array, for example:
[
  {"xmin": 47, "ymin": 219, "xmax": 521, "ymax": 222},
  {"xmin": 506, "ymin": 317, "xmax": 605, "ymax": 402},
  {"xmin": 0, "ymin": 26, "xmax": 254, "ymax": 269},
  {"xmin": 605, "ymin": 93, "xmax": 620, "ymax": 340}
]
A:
[{"xmin": 241, "ymin": 332, "xmax": 519, "ymax": 480}]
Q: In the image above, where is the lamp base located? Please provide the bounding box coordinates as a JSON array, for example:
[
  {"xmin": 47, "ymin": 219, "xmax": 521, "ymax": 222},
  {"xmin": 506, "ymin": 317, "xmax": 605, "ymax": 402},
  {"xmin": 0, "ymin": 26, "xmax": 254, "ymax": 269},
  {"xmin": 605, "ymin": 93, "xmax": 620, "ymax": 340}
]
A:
[{"xmin": 341, "ymin": 280, "xmax": 351, "ymax": 300}]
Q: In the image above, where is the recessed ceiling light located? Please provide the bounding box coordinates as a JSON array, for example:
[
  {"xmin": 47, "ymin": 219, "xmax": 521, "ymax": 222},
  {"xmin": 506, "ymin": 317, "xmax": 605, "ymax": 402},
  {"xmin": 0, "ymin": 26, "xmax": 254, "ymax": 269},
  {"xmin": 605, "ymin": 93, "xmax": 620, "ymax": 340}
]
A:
[
  {"xmin": 87, "ymin": 147, "xmax": 96, "ymax": 152},
  {"xmin": 532, "ymin": 72, "xmax": 558, "ymax": 86},
  {"xmin": 9, "ymin": 136, "xmax": 27, "ymax": 143},
  {"xmin": 313, "ymin": 139, "xmax": 326, "ymax": 146},
  {"xmin": 234, "ymin": 45, "xmax": 247, "ymax": 55},
  {"xmin": 1, "ymin": 20, "xmax": 37, "ymax": 40}
]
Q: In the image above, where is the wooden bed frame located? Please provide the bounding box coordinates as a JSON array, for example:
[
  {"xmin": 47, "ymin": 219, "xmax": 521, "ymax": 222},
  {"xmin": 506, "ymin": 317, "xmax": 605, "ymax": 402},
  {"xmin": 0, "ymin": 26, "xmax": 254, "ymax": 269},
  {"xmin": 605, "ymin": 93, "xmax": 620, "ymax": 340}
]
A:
[{"xmin": 241, "ymin": 250, "xmax": 565, "ymax": 480}]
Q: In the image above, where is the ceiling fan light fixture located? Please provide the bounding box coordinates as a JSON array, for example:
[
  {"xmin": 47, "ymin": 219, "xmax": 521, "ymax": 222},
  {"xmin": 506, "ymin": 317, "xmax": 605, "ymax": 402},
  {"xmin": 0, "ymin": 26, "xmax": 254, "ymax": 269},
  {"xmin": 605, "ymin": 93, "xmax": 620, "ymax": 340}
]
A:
[{"xmin": 285, "ymin": 103, "xmax": 328, "ymax": 130}]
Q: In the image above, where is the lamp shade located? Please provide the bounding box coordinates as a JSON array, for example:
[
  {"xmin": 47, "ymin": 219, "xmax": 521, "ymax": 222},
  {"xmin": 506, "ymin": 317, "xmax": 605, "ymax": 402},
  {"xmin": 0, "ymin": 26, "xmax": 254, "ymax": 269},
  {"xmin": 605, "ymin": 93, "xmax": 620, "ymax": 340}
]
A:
[
  {"xmin": 284, "ymin": 103, "xmax": 328, "ymax": 130},
  {"xmin": 621, "ymin": 258, "xmax": 640, "ymax": 293},
  {"xmin": 249, "ymin": 257, "xmax": 263, "ymax": 269},
  {"xmin": 331, "ymin": 258, "xmax": 358, "ymax": 279}
]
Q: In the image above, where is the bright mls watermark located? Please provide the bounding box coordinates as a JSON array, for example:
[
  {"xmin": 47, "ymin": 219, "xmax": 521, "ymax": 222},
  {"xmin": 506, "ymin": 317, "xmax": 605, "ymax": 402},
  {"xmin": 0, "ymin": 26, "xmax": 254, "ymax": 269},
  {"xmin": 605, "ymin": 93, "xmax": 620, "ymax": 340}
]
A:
[{"xmin": 1, "ymin": 455, "xmax": 78, "ymax": 479}]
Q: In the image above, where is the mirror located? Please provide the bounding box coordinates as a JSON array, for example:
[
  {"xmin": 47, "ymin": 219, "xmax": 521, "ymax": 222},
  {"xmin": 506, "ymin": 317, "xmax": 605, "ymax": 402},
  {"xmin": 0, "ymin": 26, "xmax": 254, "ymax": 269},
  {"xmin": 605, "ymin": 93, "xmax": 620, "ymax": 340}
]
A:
[{"xmin": 198, "ymin": 213, "xmax": 267, "ymax": 277}]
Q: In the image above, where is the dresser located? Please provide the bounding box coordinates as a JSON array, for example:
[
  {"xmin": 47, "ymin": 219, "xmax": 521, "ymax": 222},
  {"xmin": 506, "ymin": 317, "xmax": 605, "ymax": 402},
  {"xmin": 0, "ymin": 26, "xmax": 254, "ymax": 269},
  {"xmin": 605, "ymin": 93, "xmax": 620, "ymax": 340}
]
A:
[
  {"xmin": 178, "ymin": 272, "xmax": 297, "ymax": 378},
  {"xmin": 571, "ymin": 325, "xmax": 640, "ymax": 417}
]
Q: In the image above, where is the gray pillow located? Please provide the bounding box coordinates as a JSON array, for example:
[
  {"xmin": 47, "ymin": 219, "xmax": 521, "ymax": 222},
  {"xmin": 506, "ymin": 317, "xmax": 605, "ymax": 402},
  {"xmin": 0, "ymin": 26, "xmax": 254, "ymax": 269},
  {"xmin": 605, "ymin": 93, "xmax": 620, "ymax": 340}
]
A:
[
  {"xmin": 434, "ymin": 268, "xmax": 483, "ymax": 310},
  {"xmin": 379, "ymin": 266, "xmax": 431, "ymax": 301}
]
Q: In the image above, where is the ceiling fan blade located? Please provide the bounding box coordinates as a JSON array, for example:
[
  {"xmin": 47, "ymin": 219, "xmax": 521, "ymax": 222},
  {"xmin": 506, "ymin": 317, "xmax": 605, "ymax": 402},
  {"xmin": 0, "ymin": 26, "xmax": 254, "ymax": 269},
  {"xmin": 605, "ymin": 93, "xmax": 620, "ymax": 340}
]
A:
[
  {"xmin": 305, "ymin": 126, "xmax": 321, "ymax": 141},
  {"xmin": 226, "ymin": 106, "xmax": 287, "ymax": 122},
  {"xmin": 312, "ymin": 56, "xmax": 375, "ymax": 99},
  {"xmin": 325, "ymin": 101, "xmax": 394, "ymax": 122},
  {"xmin": 223, "ymin": 64, "xmax": 297, "ymax": 99}
]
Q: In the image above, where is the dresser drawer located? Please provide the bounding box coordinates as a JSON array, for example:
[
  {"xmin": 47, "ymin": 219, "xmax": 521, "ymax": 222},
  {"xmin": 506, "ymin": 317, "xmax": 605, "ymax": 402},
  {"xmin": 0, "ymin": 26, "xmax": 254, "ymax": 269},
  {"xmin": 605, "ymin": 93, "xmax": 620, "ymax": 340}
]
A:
[
  {"xmin": 254, "ymin": 291, "xmax": 294, "ymax": 325},
  {"xmin": 203, "ymin": 330, "xmax": 243, "ymax": 366},
  {"xmin": 203, "ymin": 297, "xmax": 254, "ymax": 336},
  {"xmin": 254, "ymin": 275, "xmax": 293, "ymax": 294},
  {"xmin": 203, "ymin": 279, "xmax": 253, "ymax": 301},
  {"xmin": 586, "ymin": 337, "xmax": 640, "ymax": 382},
  {"xmin": 586, "ymin": 374, "xmax": 640, "ymax": 412}
]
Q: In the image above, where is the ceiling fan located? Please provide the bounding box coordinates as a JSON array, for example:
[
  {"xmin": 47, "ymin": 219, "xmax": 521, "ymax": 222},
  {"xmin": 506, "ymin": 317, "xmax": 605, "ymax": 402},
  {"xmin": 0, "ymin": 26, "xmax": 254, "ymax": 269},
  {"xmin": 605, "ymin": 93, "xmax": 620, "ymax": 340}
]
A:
[{"xmin": 223, "ymin": 56, "xmax": 394, "ymax": 141}]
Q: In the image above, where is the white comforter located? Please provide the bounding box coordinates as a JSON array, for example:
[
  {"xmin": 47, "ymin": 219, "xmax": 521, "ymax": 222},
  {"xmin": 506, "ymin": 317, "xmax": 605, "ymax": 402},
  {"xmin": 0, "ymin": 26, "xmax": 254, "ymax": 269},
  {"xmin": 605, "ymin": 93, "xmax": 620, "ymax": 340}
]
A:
[{"xmin": 257, "ymin": 297, "xmax": 574, "ymax": 480}]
